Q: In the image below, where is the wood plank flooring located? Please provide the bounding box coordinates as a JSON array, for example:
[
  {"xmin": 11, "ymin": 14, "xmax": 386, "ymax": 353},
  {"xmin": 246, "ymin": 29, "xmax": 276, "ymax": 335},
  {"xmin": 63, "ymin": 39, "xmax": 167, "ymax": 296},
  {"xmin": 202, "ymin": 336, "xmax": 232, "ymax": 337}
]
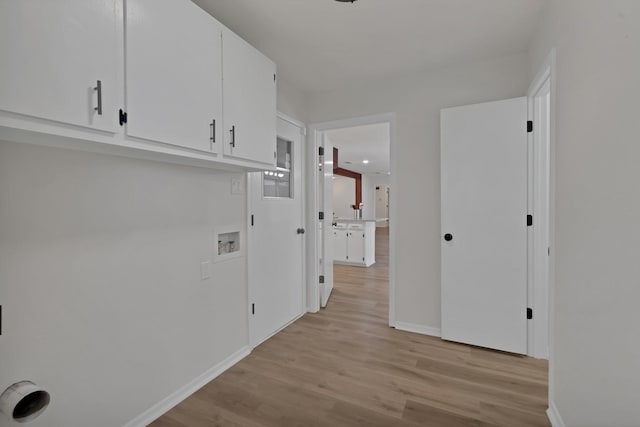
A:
[{"xmin": 151, "ymin": 227, "xmax": 549, "ymax": 427}]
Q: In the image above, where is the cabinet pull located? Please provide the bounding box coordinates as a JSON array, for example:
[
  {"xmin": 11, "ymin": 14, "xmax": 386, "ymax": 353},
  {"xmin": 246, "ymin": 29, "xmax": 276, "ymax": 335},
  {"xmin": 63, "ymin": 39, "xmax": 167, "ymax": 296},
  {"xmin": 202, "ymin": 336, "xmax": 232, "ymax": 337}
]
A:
[
  {"xmin": 94, "ymin": 80, "xmax": 103, "ymax": 115},
  {"xmin": 230, "ymin": 125, "xmax": 236, "ymax": 148},
  {"xmin": 210, "ymin": 119, "xmax": 216, "ymax": 144}
]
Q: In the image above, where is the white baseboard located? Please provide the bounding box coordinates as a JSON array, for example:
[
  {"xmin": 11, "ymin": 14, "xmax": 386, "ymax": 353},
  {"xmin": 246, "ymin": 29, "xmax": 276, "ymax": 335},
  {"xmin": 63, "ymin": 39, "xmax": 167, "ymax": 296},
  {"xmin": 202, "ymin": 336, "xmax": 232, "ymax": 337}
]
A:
[
  {"xmin": 122, "ymin": 346, "xmax": 251, "ymax": 427},
  {"xmin": 547, "ymin": 401, "xmax": 566, "ymax": 427},
  {"xmin": 394, "ymin": 321, "xmax": 441, "ymax": 338}
]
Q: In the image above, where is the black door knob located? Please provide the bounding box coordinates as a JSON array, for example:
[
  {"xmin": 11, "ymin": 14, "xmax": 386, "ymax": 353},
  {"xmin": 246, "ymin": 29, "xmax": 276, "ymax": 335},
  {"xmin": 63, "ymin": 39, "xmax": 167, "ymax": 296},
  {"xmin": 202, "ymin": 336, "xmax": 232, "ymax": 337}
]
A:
[
  {"xmin": 297, "ymin": 228, "xmax": 305, "ymax": 234},
  {"xmin": 444, "ymin": 233, "xmax": 453, "ymax": 242}
]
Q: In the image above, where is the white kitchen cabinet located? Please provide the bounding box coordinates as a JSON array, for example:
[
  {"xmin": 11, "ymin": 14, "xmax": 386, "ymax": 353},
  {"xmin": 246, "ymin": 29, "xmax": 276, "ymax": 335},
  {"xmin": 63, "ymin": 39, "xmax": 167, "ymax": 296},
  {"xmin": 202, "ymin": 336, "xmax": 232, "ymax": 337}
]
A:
[
  {"xmin": 349, "ymin": 227, "xmax": 366, "ymax": 264},
  {"xmin": 333, "ymin": 224, "xmax": 348, "ymax": 262},
  {"xmin": 125, "ymin": 0, "xmax": 222, "ymax": 153},
  {"xmin": 333, "ymin": 221, "xmax": 376, "ymax": 267},
  {"xmin": 0, "ymin": 0, "xmax": 119, "ymax": 133},
  {"xmin": 222, "ymin": 28, "xmax": 277, "ymax": 166}
]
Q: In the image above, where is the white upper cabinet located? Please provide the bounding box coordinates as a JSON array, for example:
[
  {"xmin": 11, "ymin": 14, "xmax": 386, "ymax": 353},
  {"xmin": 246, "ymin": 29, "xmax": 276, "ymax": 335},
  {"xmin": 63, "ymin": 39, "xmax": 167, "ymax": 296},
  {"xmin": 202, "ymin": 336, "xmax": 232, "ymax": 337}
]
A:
[
  {"xmin": 0, "ymin": 0, "xmax": 119, "ymax": 132},
  {"xmin": 222, "ymin": 28, "xmax": 277, "ymax": 166},
  {"xmin": 125, "ymin": 0, "xmax": 222, "ymax": 153},
  {"xmin": 0, "ymin": 0, "xmax": 278, "ymax": 170}
]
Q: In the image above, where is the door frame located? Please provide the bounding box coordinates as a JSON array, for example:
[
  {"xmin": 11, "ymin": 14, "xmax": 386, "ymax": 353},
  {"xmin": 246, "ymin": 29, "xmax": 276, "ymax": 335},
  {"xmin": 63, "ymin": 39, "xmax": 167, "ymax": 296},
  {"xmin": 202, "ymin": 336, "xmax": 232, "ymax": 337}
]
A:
[
  {"xmin": 527, "ymin": 49, "xmax": 556, "ymax": 362},
  {"xmin": 247, "ymin": 111, "xmax": 307, "ymax": 348},
  {"xmin": 306, "ymin": 112, "xmax": 396, "ymax": 325}
]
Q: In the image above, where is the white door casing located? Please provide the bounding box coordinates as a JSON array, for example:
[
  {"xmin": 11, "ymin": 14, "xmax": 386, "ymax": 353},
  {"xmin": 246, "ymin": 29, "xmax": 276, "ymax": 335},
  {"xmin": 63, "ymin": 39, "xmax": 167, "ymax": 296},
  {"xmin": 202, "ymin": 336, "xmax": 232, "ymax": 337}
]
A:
[
  {"xmin": 319, "ymin": 133, "xmax": 334, "ymax": 307},
  {"xmin": 248, "ymin": 116, "xmax": 305, "ymax": 348},
  {"xmin": 529, "ymin": 72, "xmax": 552, "ymax": 359},
  {"xmin": 307, "ymin": 113, "xmax": 395, "ymax": 319},
  {"xmin": 441, "ymin": 97, "xmax": 528, "ymax": 354}
]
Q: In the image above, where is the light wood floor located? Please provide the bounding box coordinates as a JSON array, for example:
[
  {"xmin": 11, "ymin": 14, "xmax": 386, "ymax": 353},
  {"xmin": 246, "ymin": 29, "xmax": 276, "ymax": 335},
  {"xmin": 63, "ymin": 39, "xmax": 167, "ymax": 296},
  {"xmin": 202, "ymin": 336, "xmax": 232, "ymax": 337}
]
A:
[{"xmin": 151, "ymin": 228, "xmax": 549, "ymax": 427}]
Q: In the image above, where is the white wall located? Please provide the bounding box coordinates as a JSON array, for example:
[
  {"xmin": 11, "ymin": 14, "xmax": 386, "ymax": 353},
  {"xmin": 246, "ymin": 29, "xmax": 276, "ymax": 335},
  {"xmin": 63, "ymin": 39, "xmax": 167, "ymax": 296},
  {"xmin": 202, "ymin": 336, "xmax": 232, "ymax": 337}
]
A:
[
  {"xmin": 529, "ymin": 2, "xmax": 640, "ymax": 426},
  {"xmin": 332, "ymin": 175, "xmax": 356, "ymax": 219},
  {"xmin": 308, "ymin": 53, "xmax": 530, "ymax": 329},
  {"xmin": 277, "ymin": 78, "xmax": 308, "ymax": 123},
  {"xmin": 361, "ymin": 174, "xmax": 390, "ymax": 221},
  {"xmin": 0, "ymin": 141, "xmax": 248, "ymax": 427}
]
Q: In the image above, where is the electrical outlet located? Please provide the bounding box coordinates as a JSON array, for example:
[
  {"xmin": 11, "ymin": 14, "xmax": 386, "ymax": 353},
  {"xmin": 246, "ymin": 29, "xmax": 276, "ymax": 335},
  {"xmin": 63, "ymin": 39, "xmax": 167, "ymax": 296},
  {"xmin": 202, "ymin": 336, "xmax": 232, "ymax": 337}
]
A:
[
  {"xmin": 200, "ymin": 261, "xmax": 211, "ymax": 280},
  {"xmin": 231, "ymin": 175, "xmax": 244, "ymax": 195}
]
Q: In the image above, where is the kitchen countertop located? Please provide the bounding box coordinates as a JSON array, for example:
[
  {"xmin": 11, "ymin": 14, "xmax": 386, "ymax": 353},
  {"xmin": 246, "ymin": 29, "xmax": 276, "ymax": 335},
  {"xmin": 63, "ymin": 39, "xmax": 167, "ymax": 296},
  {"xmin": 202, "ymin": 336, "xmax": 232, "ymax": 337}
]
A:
[{"xmin": 333, "ymin": 218, "xmax": 376, "ymax": 223}]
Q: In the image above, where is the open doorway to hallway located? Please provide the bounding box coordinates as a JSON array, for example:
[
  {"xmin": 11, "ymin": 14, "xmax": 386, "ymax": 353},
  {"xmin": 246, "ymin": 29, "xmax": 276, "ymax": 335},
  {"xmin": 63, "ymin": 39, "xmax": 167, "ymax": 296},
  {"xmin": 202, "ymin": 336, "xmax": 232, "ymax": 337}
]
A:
[{"xmin": 308, "ymin": 113, "xmax": 395, "ymax": 317}]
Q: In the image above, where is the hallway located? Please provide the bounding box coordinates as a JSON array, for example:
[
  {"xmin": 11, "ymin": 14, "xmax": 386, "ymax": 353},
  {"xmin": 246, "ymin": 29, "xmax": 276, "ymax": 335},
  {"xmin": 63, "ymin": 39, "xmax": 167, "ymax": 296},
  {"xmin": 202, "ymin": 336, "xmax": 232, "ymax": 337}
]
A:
[{"xmin": 152, "ymin": 227, "xmax": 549, "ymax": 427}]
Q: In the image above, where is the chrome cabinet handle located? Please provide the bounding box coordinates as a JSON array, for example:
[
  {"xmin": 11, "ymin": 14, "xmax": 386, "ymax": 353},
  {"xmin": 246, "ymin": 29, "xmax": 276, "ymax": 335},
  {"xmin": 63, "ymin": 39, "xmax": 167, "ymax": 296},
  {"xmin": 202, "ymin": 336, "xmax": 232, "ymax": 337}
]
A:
[
  {"xmin": 230, "ymin": 125, "xmax": 235, "ymax": 148},
  {"xmin": 94, "ymin": 80, "xmax": 102, "ymax": 115}
]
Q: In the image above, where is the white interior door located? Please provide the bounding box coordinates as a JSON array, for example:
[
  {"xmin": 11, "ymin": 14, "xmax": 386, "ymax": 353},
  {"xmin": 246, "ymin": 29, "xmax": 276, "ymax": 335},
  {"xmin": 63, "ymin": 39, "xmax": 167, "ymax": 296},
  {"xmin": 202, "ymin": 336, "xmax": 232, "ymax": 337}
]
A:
[
  {"xmin": 248, "ymin": 117, "xmax": 304, "ymax": 347},
  {"xmin": 319, "ymin": 134, "xmax": 334, "ymax": 307},
  {"xmin": 441, "ymin": 97, "xmax": 528, "ymax": 354}
]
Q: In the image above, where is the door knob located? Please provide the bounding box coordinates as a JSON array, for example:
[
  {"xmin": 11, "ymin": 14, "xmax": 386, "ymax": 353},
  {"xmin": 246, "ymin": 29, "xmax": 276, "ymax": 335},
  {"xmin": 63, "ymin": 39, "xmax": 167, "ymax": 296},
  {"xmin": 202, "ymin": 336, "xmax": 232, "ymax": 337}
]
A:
[
  {"xmin": 297, "ymin": 228, "xmax": 305, "ymax": 234},
  {"xmin": 444, "ymin": 233, "xmax": 453, "ymax": 242}
]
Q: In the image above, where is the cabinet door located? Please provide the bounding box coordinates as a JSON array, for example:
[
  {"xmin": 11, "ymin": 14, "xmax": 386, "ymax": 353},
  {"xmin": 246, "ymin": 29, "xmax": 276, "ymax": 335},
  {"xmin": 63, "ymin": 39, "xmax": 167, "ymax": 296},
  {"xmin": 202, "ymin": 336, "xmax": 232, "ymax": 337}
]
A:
[
  {"xmin": 333, "ymin": 230, "xmax": 348, "ymax": 262},
  {"xmin": 0, "ymin": 0, "xmax": 118, "ymax": 132},
  {"xmin": 348, "ymin": 231, "xmax": 365, "ymax": 264},
  {"xmin": 222, "ymin": 28, "xmax": 276, "ymax": 165},
  {"xmin": 126, "ymin": 0, "xmax": 222, "ymax": 153}
]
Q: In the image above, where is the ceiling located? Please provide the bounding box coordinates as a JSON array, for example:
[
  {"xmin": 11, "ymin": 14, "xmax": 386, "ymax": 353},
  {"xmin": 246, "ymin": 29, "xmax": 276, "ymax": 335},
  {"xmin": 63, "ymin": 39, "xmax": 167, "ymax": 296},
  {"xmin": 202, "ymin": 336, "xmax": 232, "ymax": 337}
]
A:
[
  {"xmin": 194, "ymin": 0, "xmax": 546, "ymax": 94},
  {"xmin": 325, "ymin": 123, "xmax": 390, "ymax": 175}
]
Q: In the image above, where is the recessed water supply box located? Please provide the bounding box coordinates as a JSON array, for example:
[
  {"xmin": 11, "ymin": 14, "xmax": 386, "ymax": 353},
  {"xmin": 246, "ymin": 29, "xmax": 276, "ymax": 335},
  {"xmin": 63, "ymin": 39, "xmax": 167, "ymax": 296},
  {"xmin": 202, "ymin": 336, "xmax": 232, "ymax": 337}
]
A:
[{"xmin": 214, "ymin": 227, "xmax": 243, "ymax": 262}]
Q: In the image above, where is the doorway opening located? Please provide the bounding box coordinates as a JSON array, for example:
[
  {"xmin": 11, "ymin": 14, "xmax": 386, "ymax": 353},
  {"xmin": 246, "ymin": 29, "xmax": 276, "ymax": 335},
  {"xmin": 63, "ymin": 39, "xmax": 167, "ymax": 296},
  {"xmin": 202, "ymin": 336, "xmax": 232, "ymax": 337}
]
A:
[{"xmin": 307, "ymin": 113, "xmax": 396, "ymax": 325}]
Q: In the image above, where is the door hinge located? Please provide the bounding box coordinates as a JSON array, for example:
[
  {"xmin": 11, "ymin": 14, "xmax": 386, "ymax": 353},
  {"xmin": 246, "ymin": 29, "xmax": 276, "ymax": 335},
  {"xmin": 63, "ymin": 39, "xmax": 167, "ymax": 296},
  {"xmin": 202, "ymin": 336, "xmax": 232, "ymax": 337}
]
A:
[
  {"xmin": 252, "ymin": 303, "xmax": 255, "ymax": 315},
  {"xmin": 274, "ymin": 73, "xmax": 277, "ymax": 82},
  {"xmin": 527, "ymin": 120, "xmax": 533, "ymax": 133},
  {"xmin": 319, "ymin": 275, "xmax": 325, "ymax": 284},
  {"xmin": 319, "ymin": 212, "xmax": 324, "ymax": 220},
  {"xmin": 318, "ymin": 146, "xmax": 324, "ymax": 156},
  {"xmin": 527, "ymin": 214, "xmax": 533, "ymax": 226},
  {"xmin": 527, "ymin": 307, "xmax": 533, "ymax": 320},
  {"xmin": 251, "ymin": 214, "xmax": 254, "ymax": 226},
  {"xmin": 119, "ymin": 109, "xmax": 128, "ymax": 126}
]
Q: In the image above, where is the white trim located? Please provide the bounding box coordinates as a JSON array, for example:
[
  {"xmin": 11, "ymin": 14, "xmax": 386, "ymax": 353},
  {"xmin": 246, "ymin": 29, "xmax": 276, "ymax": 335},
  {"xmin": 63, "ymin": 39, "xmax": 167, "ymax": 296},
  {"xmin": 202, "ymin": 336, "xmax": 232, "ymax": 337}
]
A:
[
  {"xmin": 122, "ymin": 346, "xmax": 250, "ymax": 427},
  {"xmin": 529, "ymin": 48, "xmax": 557, "ymax": 410},
  {"xmin": 277, "ymin": 111, "xmax": 305, "ymax": 130},
  {"xmin": 307, "ymin": 112, "xmax": 397, "ymax": 325},
  {"xmin": 546, "ymin": 402, "xmax": 566, "ymax": 427},
  {"xmin": 306, "ymin": 129, "xmax": 320, "ymax": 312},
  {"xmin": 532, "ymin": 49, "xmax": 557, "ymax": 408},
  {"xmin": 547, "ymin": 47, "xmax": 558, "ymax": 407},
  {"xmin": 527, "ymin": 57, "xmax": 552, "ymax": 360},
  {"xmin": 394, "ymin": 322, "xmax": 441, "ymax": 338}
]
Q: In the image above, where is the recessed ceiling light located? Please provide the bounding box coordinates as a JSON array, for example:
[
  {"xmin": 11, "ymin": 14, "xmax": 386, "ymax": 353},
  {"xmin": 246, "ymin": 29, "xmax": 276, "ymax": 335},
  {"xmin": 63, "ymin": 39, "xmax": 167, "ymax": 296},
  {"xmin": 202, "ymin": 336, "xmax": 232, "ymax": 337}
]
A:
[{"xmin": 363, "ymin": 160, "xmax": 369, "ymax": 164}]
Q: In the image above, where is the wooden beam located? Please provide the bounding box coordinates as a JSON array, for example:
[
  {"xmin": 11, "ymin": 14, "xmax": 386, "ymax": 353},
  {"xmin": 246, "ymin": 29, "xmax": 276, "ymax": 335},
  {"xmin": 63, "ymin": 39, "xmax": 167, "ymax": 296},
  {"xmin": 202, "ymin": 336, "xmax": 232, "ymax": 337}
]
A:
[{"xmin": 333, "ymin": 147, "xmax": 362, "ymax": 208}]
